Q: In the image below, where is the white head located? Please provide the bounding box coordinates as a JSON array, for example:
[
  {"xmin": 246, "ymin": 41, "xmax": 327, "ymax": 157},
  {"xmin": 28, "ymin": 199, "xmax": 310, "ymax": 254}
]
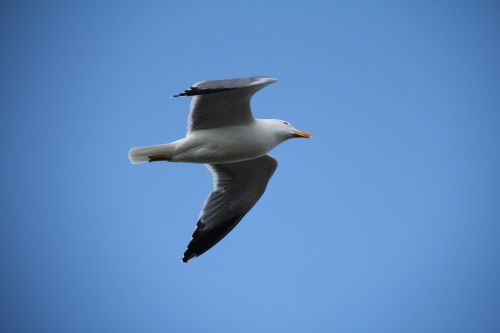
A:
[{"xmin": 265, "ymin": 119, "xmax": 312, "ymax": 141}]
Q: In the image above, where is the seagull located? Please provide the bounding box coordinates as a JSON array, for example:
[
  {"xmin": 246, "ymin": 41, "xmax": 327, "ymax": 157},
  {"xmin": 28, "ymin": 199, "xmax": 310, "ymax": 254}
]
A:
[{"xmin": 129, "ymin": 76, "xmax": 311, "ymax": 262}]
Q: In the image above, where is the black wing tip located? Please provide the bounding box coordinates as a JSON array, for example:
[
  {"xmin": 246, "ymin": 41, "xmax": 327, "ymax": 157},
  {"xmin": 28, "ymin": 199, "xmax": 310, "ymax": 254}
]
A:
[
  {"xmin": 182, "ymin": 253, "xmax": 196, "ymax": 263},
  {"xmin": 172, "ymin": 87, "xmax": 237, "ymax": 98},
  {"xmin": 172, "ymin": 86, "xmax": 194, "ymax": 97},
  {"xmin": 181, "ymin": 215, "xmax": 246, "ymax": 263},
  {"xmin": 181, "ymin": 220, "xmax": 204, "ymax": 263}
]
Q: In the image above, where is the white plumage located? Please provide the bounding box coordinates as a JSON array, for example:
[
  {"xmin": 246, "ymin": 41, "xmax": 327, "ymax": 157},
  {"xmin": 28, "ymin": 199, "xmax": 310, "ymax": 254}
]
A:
[{"xmin": 129, "ymin": 76, "xmax": 311, "ymax": 262}]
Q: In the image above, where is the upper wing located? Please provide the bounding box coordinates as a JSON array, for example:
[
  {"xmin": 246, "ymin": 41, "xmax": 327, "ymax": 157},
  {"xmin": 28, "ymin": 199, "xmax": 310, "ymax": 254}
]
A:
[
  {"xmin": 182, "ymin": 155, "xmax": 278, "ymax": 262},
  {"xmin": 173, "ymin": 76, "xmax": 277, "ymax": 132}
]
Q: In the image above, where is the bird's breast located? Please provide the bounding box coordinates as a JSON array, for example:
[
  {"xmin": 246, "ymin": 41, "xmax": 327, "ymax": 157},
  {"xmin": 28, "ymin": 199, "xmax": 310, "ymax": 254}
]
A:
[{"xmin": 173, "ymin": 126, "xmax": 275, "ymax": 164}]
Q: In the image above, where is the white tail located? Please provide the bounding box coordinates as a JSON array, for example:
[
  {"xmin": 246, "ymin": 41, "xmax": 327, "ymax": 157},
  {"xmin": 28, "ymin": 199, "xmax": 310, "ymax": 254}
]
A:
[{"xmin": 128, "ymin": 144, "xmax": 175, "ymax": 164}]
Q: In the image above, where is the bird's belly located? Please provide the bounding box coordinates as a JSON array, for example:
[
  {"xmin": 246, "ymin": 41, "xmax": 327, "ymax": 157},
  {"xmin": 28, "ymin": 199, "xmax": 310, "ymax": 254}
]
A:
[{"xmin": 173, "ymin": 128, "xmax": 272, "ymax": 164}]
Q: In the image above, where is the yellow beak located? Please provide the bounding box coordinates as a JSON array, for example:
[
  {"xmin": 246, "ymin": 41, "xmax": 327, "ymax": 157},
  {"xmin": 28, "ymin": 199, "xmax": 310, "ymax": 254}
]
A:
[{"xmin": 292, "ymin": 130, "xmax": 312, "ymax": 139}]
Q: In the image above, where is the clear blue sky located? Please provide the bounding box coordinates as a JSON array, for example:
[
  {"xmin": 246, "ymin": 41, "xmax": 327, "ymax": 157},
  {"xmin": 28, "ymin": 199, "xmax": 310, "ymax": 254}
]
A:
[{"xmin": 2, "ymin": 1, "xmax": 500, "ymax": 332}]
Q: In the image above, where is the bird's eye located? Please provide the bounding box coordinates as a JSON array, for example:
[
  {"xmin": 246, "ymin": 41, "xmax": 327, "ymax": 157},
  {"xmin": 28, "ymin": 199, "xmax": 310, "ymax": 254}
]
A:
[{"xmin": 283, "ymin": 121, "xmax": 289, "ymax": 126}]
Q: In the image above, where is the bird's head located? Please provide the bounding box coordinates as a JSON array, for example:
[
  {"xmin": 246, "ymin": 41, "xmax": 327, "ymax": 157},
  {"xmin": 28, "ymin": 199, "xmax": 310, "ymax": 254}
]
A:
[{"xmin": 269, "ymin": 119, "xmax": 312, "ymax": 140}]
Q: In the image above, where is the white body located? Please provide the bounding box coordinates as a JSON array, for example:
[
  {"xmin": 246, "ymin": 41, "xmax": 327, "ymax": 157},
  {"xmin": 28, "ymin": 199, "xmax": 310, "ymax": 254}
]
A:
[
  {"xmin": 129, "ymin": 119, "xmax": 290, "ymax": 164},
  {"xmin": 172, "ymin": 120, "xmax": 283, "ymax": 163}
]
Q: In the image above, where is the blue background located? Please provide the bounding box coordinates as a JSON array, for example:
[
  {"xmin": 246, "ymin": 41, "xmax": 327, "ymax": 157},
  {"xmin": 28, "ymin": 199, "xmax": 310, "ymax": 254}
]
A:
[{"xmin": 2, "ymin": 1, "xmax": 500, "ymax": 332}]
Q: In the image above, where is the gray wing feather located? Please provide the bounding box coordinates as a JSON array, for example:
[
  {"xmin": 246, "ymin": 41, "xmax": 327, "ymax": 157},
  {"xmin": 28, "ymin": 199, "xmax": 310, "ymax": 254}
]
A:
[
  {"xmin": 173, "ymin": 76, "xmax": 277, "ymax": 132},
  {"xmin": 182, "ymin": 155, "xmax": 278, "ymax": 262}
]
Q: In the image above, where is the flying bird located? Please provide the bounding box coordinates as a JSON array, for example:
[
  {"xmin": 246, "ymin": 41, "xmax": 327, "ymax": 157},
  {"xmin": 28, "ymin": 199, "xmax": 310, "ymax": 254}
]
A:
[{"xmin": 129, "ymin": 76, "xmax": 311, "ymax": 262}]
